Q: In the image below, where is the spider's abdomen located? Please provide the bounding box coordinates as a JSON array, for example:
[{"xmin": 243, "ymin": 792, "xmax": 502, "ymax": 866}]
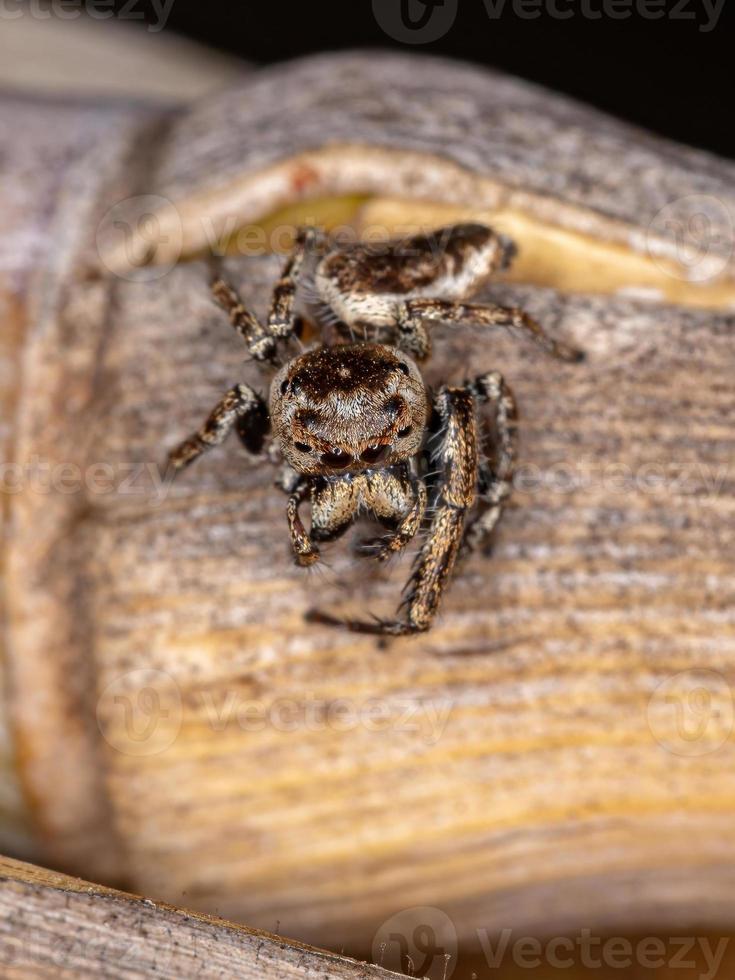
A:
[{"xmin": 315, "ymin": 223, "xmax": 513, "ymax": 328}]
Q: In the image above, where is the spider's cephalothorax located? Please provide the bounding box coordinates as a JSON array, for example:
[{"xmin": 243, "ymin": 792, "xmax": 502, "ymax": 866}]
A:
[
  {"xmin": 270, "ymin": 344, "xmax": 429, "ymax": 475},
  {"xmin": 168, "ymin": 224, "xmax": 582, "ymax": 635}
]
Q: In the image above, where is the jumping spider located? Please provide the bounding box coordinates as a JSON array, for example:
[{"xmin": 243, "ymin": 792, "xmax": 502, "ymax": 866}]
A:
[{"xmin": 168, "ymin": 224, "xmax": 582, "ymax": 636}]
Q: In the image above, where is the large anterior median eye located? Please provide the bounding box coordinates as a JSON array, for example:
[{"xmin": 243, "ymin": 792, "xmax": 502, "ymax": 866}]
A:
[
  {"xmin": 360, "ymin": 444, "xmax": 387, "ymax": 465},
  {"xmin": 321, "ymin": 447, "xmax": 352, "ymax": 468},
  {"xmin": 384, "ymin": 395, "xmax": 404, "ymax": 417}
]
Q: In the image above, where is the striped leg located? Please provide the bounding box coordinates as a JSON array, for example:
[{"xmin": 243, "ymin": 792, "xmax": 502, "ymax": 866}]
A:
[
  {"xmin": 211, "ymin": 227, "xmax": 322, "ymax": 362},
  {"xmin": 210, "ymin": 276, "xmax": 277, "ymax": 364},
  {"xmin": 308, "ymin": 386, "xmax": 479, "ymax": 635},
  {"xmin": 397, "ymin": 297, "xmax": 584, "ymax": 363},
  {"xmin": 267, "ymin": 227, "xmax": 323, "ymax": 340},
  {"xmin": 464, "ymin": 371, "xmax": 518, "ymax": 552},
  {"xmin": 167, "ymin": 384, "xmax": 268, "ymax": 473}
]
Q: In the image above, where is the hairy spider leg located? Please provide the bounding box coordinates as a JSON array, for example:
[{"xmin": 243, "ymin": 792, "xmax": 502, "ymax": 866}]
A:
[
  {"xmin": 395, "ymin": 297, "xmax": 584, "ymax": 363},
  {"xmin": 210, "ymin": 275, "xmax": 277, "ymax": 364},
  {"xmin": 267, "ymin": 227, "xmax": 325, "ymax": 340},
  {"xmin": 464, "ymin": 370, "xmax": 518, "ymax": 552},
  {"xmin": 309, "ymin": 386, "xmax": 480, "ymax": 635},
  {"xmin": 210, "ymin": 227, "xmax": 323, "ymax": 363},
  {"xmin": 167, "ymin": 384, "xmax": 268, "ymax": 473}
]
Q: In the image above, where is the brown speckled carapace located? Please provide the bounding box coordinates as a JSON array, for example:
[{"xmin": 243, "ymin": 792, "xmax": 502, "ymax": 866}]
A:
[{"xmin": 168, "ymin": 224, "xmax": 582, "ymax": 635}]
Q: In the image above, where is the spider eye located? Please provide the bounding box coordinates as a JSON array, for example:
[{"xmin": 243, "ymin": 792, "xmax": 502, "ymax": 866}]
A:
[
  {"xmin": 294, "ymin": 442, "xmax": 312, "ymax": 453},
  {"xmin": 360, "ymin": 444, "xmax": 387, "ymax": 465},
  {"xmin": 398, "ymin": 426, "xmax": 413, "ymax": 439},
  {"xmin": 320, "ymin": 448, "xmax": 352, "ymax": 468},
  {"xmin": 384, "ymin": 395, "xmax": 404, "ymax": 416},
  {"xmin": 397, "ymin": 362, "xmax": 411, "ymax": 376},
  {"xmin": 280, "ymin": 379, "xmax": 289, "ymax": 395}
]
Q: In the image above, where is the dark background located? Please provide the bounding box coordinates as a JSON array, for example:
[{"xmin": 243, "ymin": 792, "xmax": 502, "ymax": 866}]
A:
[{"xmin": 116, "ymin": 0, "xmax": 732, "ymax": 159}]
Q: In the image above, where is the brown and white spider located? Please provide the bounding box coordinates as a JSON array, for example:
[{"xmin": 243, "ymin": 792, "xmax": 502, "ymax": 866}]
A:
[{"xmin": 167, "ymin": 224, "xmax": 581, "ymax": 635}]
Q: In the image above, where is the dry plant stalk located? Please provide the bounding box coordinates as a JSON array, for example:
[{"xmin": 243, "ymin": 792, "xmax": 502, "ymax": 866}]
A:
[
  {"xmin": 0, "ymin": 855, "xmax": 399, "ymax": 979},
  {"xmin": 1, "ymin": 52, "xmax": 734, "ymax": 957}
]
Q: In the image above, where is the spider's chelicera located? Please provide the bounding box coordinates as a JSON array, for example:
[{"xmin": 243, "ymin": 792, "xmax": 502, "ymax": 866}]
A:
[{"xmin": 168, "ymin": 224, "xmax": 582, "ymax": 635}]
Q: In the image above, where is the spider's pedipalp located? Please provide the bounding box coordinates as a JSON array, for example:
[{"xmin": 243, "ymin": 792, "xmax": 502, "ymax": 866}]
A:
[
  {"xmin": 287, "ymin": 478, "xmax": 321, "ymax": 567},
  {"xmin": 357, "ymin": 478, "xmax": 427, "ymax": 563}
]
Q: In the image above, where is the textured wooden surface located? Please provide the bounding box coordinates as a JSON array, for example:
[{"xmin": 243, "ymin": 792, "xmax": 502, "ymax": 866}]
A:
[
  {"xmin": 0, "ymin": 857, "xmax": 732, "ymax": 980},
  {"xmin": 0, "ymin": 92, "xmax": 169, "ymax": 881},
  {"xmin": 0, "ymin": 855, "xmax": 399, "ymax": 979},
  {"xmin": 49, "ymin": 260, "xmax": 735, "ymax": 950},
  {"xmin": 158, "ymin": 51, "xmax": 735, "ymax": 240},
  {"xmin": 1, "ymin": 51, "xmax": 734, "ymax": 965},
  {"xmin": 103, "ymin": 51, "xmax": 735, "ymax": 307}
]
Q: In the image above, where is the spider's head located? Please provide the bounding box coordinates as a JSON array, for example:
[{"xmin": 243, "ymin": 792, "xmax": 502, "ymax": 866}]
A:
[{"xmin": 270, "ymin": 344, "xmax": 429, "ymax": 476}]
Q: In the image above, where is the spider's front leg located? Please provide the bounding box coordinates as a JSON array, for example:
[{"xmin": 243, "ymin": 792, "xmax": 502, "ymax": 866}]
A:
[
  {"xmin": 464, "ymin": 370, "xmax": 518, "ymax": 552},
  {"xmin": 167, "ymin": 384, "xmax": 269, "ymax": 474},
  {"xmin": 394, "ymin": 387, "xmax": 479, "ymax": 634},
  {"xmin": 396, "ymin": 297, "xmax": 583, "ymax": 363},
  {"xmin": 211, "ymin": 227, "xmax": 323, "ymax": 364},
  {"xmin": 309, "ymin": 389, "xmax": 479, "ymax": 636},
  {"xmin": 267, "ymin": 226, "xmax": 324, "ymax": 340}
]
